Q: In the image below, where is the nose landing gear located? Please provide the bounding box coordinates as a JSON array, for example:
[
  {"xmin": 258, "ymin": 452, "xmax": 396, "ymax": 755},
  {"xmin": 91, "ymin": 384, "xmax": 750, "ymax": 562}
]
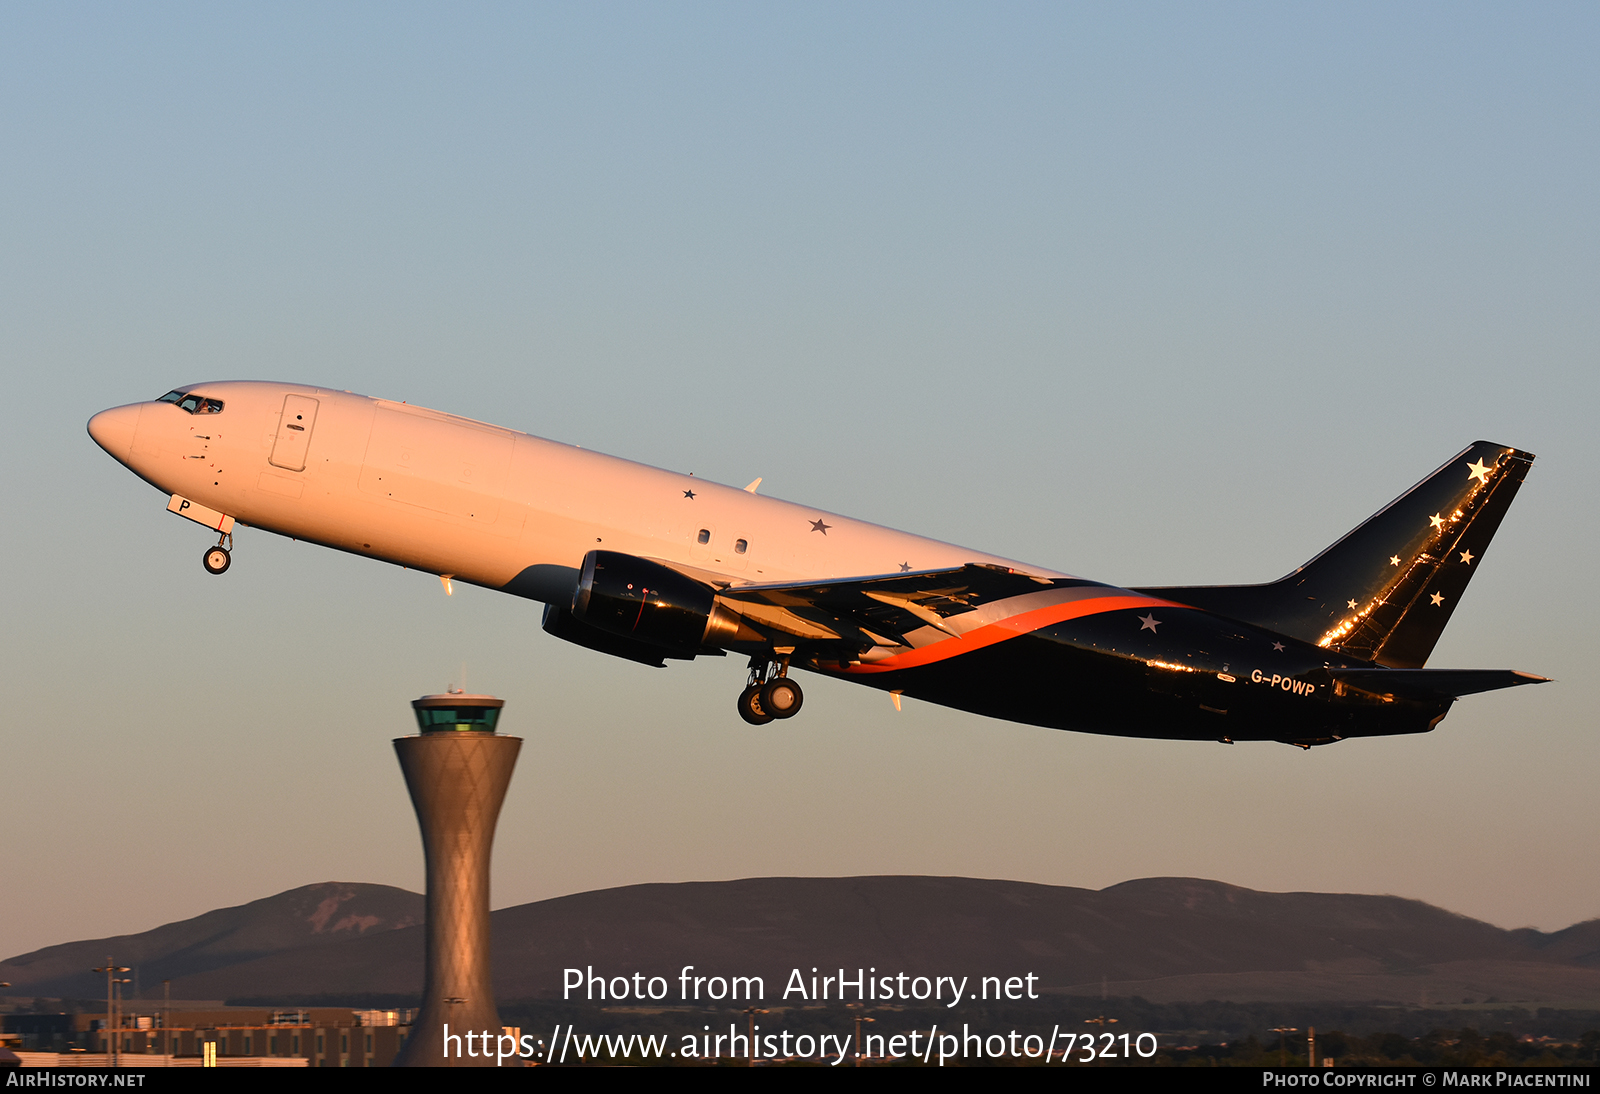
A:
[
  {"xmin": 736, "ymin": 654, "xmax": 804, "ymax": 725},
  {"xmin": 203, "ymin": 532, "xmax": 233, "ymax": 575}
]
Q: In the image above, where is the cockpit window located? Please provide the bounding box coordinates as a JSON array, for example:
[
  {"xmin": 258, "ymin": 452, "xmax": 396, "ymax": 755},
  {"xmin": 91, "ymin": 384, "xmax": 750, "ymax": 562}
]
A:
[{"xmin": 157, "ymin": 390, "xmax": 224, "ymax": 414}]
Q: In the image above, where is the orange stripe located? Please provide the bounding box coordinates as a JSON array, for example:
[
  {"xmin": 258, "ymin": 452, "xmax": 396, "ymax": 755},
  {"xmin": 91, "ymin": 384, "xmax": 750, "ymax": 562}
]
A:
[{"xmin": 839, "ymin": 595, "xmax": 1189, "ymax": 674}]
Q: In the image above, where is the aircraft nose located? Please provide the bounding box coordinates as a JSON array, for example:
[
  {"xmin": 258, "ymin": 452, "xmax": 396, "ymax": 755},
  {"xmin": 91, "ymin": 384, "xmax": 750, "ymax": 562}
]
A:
[{"xmin": 87, "ymin": 403, "xmax": 142, "ymax": 460}]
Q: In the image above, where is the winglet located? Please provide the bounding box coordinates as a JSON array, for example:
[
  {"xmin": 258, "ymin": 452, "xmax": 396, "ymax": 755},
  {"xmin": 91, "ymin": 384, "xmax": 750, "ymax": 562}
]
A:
[{"xmin": 744, "ymin": 477, "xmax": 762, "ymax": 493}]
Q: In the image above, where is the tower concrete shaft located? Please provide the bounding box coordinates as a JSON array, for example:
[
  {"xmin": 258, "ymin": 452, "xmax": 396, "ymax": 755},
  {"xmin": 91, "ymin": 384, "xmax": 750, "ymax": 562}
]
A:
[{"xmin": 392, "ymin": 715, "xmax": 520, "ymax": 1067}]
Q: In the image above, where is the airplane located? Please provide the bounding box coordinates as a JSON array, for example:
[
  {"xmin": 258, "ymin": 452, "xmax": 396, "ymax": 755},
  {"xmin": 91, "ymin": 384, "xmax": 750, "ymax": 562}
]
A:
[{"xmin": 87, "ymin": 381, "xmax": 1546, "ymax": 747}]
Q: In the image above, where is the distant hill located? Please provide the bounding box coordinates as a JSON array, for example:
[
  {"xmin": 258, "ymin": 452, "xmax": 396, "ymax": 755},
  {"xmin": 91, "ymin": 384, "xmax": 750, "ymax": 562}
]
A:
[
  {"xmin": 0, "ymin": 882, "xmax": 421, "ymax": 1000},
  {"xmin": 5, "ymin": 877, "xmax": 1599, "ymax": 1007}
]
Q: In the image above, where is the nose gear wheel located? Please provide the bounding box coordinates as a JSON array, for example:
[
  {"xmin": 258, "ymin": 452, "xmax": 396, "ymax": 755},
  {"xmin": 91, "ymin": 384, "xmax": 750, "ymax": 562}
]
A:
[{"xmin": 203, "ymin": 530, "xmax": 234, "ymax": 575}]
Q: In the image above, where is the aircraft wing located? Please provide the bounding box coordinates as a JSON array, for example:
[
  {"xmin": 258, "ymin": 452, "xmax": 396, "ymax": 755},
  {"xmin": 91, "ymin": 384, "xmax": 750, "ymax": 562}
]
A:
[{"xmin": 711, "ymin": 563, "xmax": 1076, "ymax": 650}]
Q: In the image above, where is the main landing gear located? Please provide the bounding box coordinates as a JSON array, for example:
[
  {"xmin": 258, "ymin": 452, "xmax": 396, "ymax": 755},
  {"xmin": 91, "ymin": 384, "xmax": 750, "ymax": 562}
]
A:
[
  {"xmin": 202, "ymin": 532, "xmax": 233, "ymax": 575},
  {"xmin": 737, "ymin": 655, "xmax": 804, "ymax": 726}
]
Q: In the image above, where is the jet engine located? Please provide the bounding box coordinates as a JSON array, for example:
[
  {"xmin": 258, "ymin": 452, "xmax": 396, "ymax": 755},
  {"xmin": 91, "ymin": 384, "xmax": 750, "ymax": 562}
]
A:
[{"xmin": 566, "ymin": 550, "xmax": 757, "ymax": 657}]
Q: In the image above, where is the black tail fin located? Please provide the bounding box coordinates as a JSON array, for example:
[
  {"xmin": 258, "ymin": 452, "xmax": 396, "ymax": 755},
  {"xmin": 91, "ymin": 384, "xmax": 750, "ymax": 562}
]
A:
[{"xmin": 1136, "ymin": 441, "xmax": 1535, "ymax": 667}]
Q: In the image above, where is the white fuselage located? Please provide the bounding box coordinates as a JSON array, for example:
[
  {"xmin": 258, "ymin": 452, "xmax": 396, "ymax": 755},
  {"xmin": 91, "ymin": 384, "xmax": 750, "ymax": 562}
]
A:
[
  {"xmin": 89, "ymin": 381, "xmax": 1071, "ymax": 604},
  {"xmin": 88, "ymin": 386, "xmax": 1542, "ymax": 743}
]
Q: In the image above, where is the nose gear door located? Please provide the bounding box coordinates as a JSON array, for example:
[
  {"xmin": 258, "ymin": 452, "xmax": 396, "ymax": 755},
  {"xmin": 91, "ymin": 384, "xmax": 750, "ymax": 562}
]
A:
[{"xmin": 269, "ymin": 394, "xmax": 320, "ymax": 471}]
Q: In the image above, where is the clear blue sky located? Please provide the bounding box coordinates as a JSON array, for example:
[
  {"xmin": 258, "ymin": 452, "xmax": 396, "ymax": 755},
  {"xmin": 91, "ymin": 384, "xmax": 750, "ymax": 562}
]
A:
[{"xmin": 2, "ymin": 2, "xmax": 1596, "ymax": 959}]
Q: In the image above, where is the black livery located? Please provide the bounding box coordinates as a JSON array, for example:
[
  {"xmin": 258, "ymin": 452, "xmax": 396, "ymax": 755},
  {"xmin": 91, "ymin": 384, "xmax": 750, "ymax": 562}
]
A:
[{"xmin": 554, "ymin": 442, "xmax": 1545, "ymax": 746}]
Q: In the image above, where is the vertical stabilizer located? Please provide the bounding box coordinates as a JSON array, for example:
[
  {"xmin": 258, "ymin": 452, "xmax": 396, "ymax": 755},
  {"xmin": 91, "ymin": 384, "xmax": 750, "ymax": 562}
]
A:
[{"xmin": 1137, "ymin": 442, "xmax": 1534, "ymax": 667}]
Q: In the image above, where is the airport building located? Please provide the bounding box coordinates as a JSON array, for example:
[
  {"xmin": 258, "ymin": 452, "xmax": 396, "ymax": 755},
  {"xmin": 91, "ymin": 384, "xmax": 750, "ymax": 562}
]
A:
[{"xmin": 3, "ymin": 1009, "xmax": 421, "ymax": 1067}]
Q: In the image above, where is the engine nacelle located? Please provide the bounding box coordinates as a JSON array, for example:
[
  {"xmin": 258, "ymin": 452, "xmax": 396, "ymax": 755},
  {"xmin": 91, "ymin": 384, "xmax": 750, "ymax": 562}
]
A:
[
  {"xmin": 571, "ymin": 550, "xmax": 752, "ymax": 654},
  {"xmin": 541, "ymin": 604, "xmax": 689, "ymax": 667}
]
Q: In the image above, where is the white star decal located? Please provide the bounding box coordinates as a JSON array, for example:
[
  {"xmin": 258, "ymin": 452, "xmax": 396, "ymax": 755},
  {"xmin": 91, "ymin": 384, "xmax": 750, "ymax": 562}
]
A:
[
  {"xmin": 1459, "ymin": 550, "xmax": 1474, "ymax": 565},
  {"xmin": 1138, "ymin": 614, "xmax": 1161, "ymax": 633},
  {"xmin": 1347, "ymin": 599, "xmax": 1357, "ymax": 609},
  {"xmin": 1430, "ymin": 592, "xmax": 1445, "ymax": 606},
  {"xmin": 1272, "ymin": 641, "xmax": 1285, "ymax": 652},
  {"xmin": 1390, "ymin": 555, "xmax": 1402, "ymax": 566},
  {"xmin": 1467, "ymin": 458, "xmax": 1492, "ymax": 484},
  {"xmin": 1429, "ymin": 513, "xmax": 1445, "ymax": 529}
]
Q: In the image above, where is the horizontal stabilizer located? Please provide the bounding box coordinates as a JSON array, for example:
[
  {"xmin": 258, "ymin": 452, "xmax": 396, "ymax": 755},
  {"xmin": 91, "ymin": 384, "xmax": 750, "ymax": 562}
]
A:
[{"xmin": 1328, "ymin": 668, "xmax": 1548, "ymax": 701}]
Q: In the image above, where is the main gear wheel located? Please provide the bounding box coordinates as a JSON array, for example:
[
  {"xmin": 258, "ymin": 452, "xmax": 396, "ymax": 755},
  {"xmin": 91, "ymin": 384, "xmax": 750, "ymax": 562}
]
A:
[{"xmin": 737, "ymin": 683, "xmax": 774, "ymax": 725}]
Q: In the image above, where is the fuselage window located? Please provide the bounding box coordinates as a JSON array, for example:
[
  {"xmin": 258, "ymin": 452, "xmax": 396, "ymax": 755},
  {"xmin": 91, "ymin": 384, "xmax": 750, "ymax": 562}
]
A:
[
  {"xmin": 697, "ymin": 528, "xmax": 711, "ymax": 544},
  {"xmin": 734, "ymin": 539, "xmax": 748, "ymax": 554}
]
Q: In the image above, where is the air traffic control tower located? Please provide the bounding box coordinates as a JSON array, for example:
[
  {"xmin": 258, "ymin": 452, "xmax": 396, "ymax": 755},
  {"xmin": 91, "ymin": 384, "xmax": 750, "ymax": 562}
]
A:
[{"xmin": 392, "ymin": 690, "xmax": 520, "ymax": 1068}]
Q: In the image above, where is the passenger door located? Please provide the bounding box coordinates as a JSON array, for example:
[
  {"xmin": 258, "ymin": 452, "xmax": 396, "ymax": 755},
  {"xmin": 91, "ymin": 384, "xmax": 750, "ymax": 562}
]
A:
[{"xmin": 269, "ymin": 395, "xmax": 320, "ymax": 471}]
